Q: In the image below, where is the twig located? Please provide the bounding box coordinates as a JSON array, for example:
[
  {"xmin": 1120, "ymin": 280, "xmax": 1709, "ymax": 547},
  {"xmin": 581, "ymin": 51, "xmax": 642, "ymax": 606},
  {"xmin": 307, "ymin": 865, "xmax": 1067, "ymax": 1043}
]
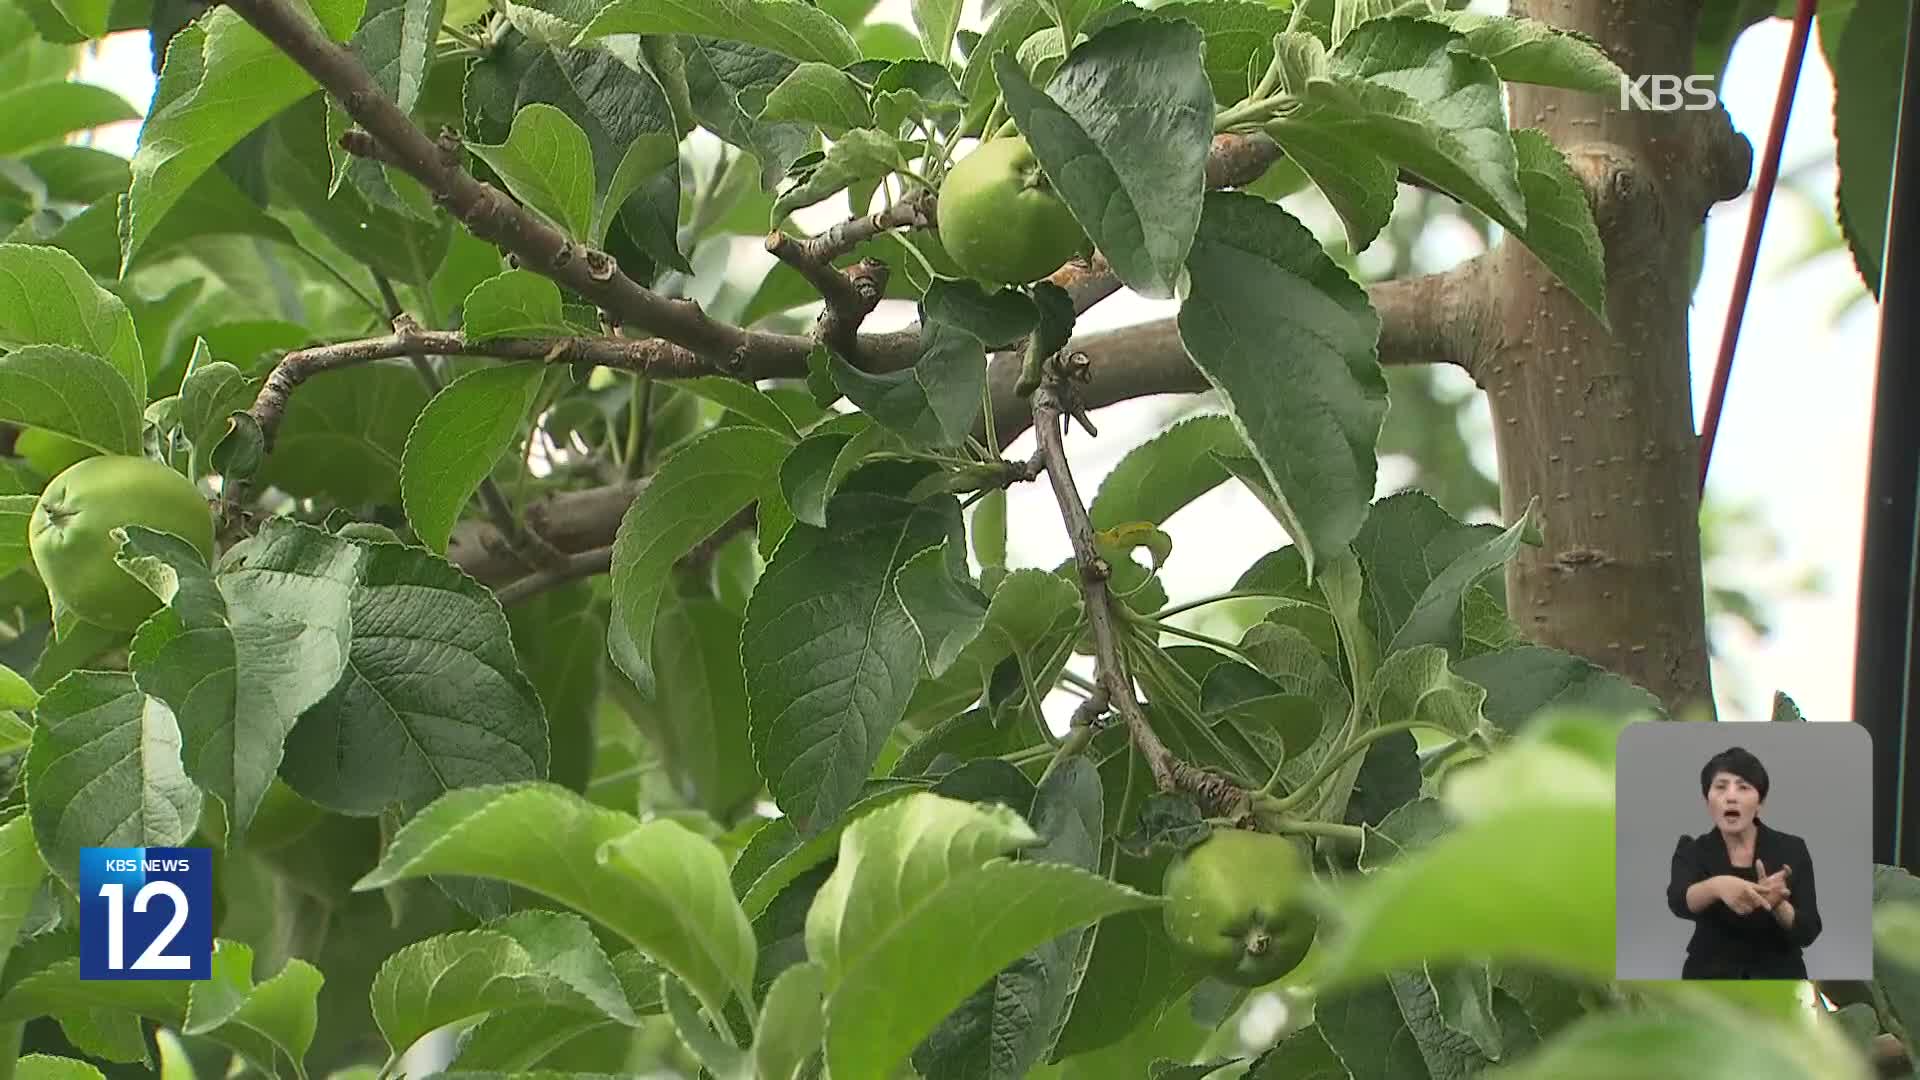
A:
[
  {"xmin": 1030, "ymin": 356, "xmax": 1247, "ymax": 818},
  {"xmin": 788, "ymin": 187, "xmax": 937, "ymax": 265},
  {"xmin": 491, "ymin": 546, "xmax": 612, "ymax": 606},
  {"xmin": 248, "ymin": 325, "xmax": 710, "ymax": 451}
]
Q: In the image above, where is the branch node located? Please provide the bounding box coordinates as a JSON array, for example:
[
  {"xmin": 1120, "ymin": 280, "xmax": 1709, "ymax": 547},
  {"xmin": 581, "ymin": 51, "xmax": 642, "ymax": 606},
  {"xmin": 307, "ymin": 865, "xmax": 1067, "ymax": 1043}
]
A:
[
  {"xmin": 433, "ymin": 126, "xmax": 463, "ymax": 168},
  {"xmin": 583, "ymin": 247, "xmax": 616, "ymax": 282},
  {"xmin": 551, "ymin": 241, "xmax": 576, "ymax": 271}
]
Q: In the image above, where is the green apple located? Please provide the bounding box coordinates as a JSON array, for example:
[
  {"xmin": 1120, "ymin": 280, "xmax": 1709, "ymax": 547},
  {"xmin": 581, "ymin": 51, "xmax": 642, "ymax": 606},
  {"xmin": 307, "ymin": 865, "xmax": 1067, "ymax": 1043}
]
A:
[
  {"xmin": 1163, "ymin": 829, "xmax": 1319, "ymax": 986},
  {"xmin": 28, "ymin": 455, "xmax": 215, "ymax": 631},
  {"xmin": 938, "ymin": 135, "xmax": 1090, "ymax": 286}
]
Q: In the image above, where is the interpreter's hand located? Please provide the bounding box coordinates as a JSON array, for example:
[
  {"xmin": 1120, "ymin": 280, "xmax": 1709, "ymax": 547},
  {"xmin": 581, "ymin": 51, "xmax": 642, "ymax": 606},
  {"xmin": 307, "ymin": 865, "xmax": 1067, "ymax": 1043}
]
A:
[
  {"xmin": 1715, "ymin": 874, "xmax": 1775, "ymax": 915},
  {"xmin": 1755, "ymin": 860, "xmax": 1793, "ymax": 907}
]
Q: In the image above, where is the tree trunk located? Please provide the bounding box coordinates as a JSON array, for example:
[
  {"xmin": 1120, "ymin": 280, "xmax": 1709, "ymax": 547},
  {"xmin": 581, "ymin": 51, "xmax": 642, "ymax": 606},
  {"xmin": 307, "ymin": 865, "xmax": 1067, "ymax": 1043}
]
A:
[{"xmin": 1477, "ymin": 0, "xmax": 1752, "ymax": 714}]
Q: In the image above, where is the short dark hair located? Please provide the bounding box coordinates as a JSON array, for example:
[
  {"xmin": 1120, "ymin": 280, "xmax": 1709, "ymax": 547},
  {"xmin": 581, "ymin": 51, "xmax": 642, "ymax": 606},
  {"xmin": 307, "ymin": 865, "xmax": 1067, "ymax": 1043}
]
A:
[{"xmin": 1700, "ymin": 746, "xmax": 1769, "ymax": 801}]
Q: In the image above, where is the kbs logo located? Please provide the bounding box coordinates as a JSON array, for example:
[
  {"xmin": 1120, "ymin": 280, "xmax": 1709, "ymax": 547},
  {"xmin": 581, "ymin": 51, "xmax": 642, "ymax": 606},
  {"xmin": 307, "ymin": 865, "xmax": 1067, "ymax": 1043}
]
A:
[
  {"xmin": 79, "ymin": 847, "xmax": 212, "ymax": 980},
  {"xmin": 1619, "ymin": 74, "xmax": 1719, "ymax": 111}
]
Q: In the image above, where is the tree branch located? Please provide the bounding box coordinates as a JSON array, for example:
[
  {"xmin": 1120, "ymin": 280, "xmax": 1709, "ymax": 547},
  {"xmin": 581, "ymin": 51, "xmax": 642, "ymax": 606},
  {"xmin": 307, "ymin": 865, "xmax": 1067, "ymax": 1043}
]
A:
[
  {"xmin": 491, "ymin": 546, "xmax": 612, "ymax": 606},
  {"xmin": 764, "ymin": 240, "xmax": 890, "ymax": 363},
  {"xmin": 787, "ymin": 187, "xmax": 937, "ymax": 264},
  {"xmin": 223, "ymin": 0, "xmax": 799, "ymax": 370},
  {"xmin": 982, "ymin": 259, "xmax": 1489, "ymax": 448},
  {"xmin": 1030, "ymin": 355, "xmax": 1246, "ymax": 817}
]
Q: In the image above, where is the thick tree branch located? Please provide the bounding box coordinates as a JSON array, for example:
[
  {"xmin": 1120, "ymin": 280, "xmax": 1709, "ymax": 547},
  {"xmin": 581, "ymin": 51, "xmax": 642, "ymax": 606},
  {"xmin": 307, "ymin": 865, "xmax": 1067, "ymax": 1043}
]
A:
[
  {"xmin": 1030, "ymin": 356, "xmax": 1245, "ymax": 817},
  {"xmin": 983, "ymin": 260, "xmax": 1489, "ymax": 448}
]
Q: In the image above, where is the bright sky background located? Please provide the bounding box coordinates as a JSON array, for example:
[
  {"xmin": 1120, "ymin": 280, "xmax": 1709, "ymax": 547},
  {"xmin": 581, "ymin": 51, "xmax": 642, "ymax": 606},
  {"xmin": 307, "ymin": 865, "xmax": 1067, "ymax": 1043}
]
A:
[{"xmin": 69, "ymin": 3, "xmax": 1883, "ymax": 727}]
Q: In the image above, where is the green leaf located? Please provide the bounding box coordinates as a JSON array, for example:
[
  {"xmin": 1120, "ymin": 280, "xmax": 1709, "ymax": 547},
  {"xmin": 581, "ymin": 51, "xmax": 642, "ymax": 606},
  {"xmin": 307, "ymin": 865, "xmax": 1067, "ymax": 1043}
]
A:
[
  {"xmin": 1441, "ymin": 708, "xmax": 1628, "ymax": 825},
  {"xmin": 175, "ymin": 357, "xmax": 257, "ymax": 482},
  {"xmin": 1092, "ymin": 2, "xmax": 1292, "ymax": 106},
  {"xmin": 1833, "ymin": 0, "xmax": 1901, "ymax": 296},
  {"xmin": 923, "ymin": 278, "xmax": 1038, "ymax": 346},
  {"xmin": 1453, "ymin": 644, "xmax": 1664, "ymax": 736},
  {"xmin": 1370, "ymin": 645, "xmax": 1486, "ymax": 739},
  {"xmin": 1508, "ymin": 128, "xmax": 1606, "ymax": 320},
  {"xmin": 993, "ymin": 17, "xmax": 1214, "ymax": 298},
  {"xmin": 732, "ymin": 782, "xmax": 923, "ymax": 919},
  {"xmin": 470, "ymin": 103, "xmax": 597, "ymax": 241},
  {"xmin": 14, "ymin": 1056, "xmax": 105, "ymax": 1080},
  {"xmin": 463, "ymin": 31, "xmax": 686, "ymax": 268},
  {"xmin": 576, "ymin": 0, "xmax": 862, "ymax": 66},
  {"xmin": 1088, "ymin": 414, "xmax": 1244, "ymax": 531},
  {"xmin": 677, "ymin": 375, "xmax": 805, "ymax": 440},
  {"xmin": 1176, "ymin": 192, "xmax": 1387, "ymax": 581},
  {"xmin": 1042, "ymin": 0, "xmax": 1119, "ymax": 45},
  {"xmin": 401, "ymin": 364, "xmax": 544, "ymax": 553},
  {"xmin": 0, "ymin": 814, "xmax": 47, "ymax": 983},
  {"xmin": 607, "ymin": 426, "xmax": 788, "ymax": 695},
  {"xmin": 1388, "ymin": 499, "xmax": 1539, "ymax": 656},
  {"xmin": 916, "ymin": 757, "xmax": 1105, "ymax": 1079},
  {"xmin": 682, "ymin": 37, "xmax": 815, "ymax": 187},
  {"xmin": 1422, "ymin": 11, "xmax": 1624, "ymax": 95},
  {"xmin": 762, "ymin": 62, "xmax": 875, "ymax": 137},
  {"xmin": 125, "ymin": 0, "xmax": 366, "ymax": 269},
  {"xmin": 613, "ymin": 593, "xmax": 760, "ymax": 821},
  {"xmin": 911, "ymin": 0, "xmax": 963, "ymax": 61},
  {"xmin": 357, "ymin": 783, "xmax": 756, "ymax": 1016},
  {"xmin": 24, "ymin": 671, "xmax": 202, "ymax": 890},
  {"xmin": 371, "ymin": 911, "xmax": 637, "ymax": 1058},
  {"xmin": 906, "ymin": 567, "xmax": 1082, "ymax": 718},
  {"xmin": 829, "ymin": 291, "xmax": 987, "ymax": 449},
  {"xmin": 743, "ymin": 465, "xmax": 963, "ymax": 833},
  {"xmin": 505, "ymin": 582, "xmax": 602, "ymax": 793},
  {"xmin": 894, "ymin": 542, "xmax": 989, "ymax": 678},
  {"xmin": 1481, "ymin": 998, "xmax": 1864, "ymax": 1080},
  {"xmin": 1292, "ymin": 16, "xmax": 1528, "ymax": 233},
  {"xmin": 0, "ymin": 81, "xmax": 136, "ymax": 157},
  {"xmin": 1262, "ymin": 30, "xmax": 1399, "ymax": 253},
  {"xmin": 278, "ymin": 539, "xmax": 548, "ymax": 817},
  {"xmin": 1319, "ymin": 799, "xmax": 1615, "ymax": 987},
  {"xmin": 807, "ymin": 792, "xmax": 1155, "ymax": 1080},
  {"xmin": 325, "ymin": 0, "xmax": 445, "ymax": 206},
  {"xmin": 265, "ymin": 98, "xmax": 452, "ymax": 287},
  {"xmin": 662, "ymin": 973, "xmax": 751, "ymax": 1079},
  {"xmin": 182, "ymin": 941, "xmax": 324, "ymax": 1078},
  {"xmin": 255, "ymin": 360, "xmax": 429, "ymax": 506},
  {"xmin": 1358, "ymin": 794, "xmax": 1453, "ymax": 870},
  {"xmin": 0, "ymin": 941, "xmax": 322, "ymax": 1078},
  {"xmin": 0, "ymin": 662, "xmax": 35, "ymax": 711},
  {"xmin": 0, "ymin": 496, "xmax": 33, "ymax": 581},
  {"xmin": 442, "ymin": 950, "xmax": 664, "ymax": 1071},
  {"xmin": 0, "ymin": 345, "xmax": 141, "ymax": 457},
  {"xmin": 462, "ymin": 270, "xmax": 578, "ymax": 340},
  {"xmin": 0, "ymin": 244, "xmax": 143, "ymax": 401},
  {"xmin": 753, "ymin": 961, "xmax": 826, "ymax": 1080},
  {"xmin": 120, "ymin": 519, "xmax": 362, "ymax": 841},
  {"xmin": 771, "ymin": 128, "xmax": 908, "ymax": 218}
]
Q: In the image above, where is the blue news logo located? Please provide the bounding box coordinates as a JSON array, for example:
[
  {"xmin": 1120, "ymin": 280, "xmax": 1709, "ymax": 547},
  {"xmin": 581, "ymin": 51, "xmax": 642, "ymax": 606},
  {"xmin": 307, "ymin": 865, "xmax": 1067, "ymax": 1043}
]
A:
[{"xmin": 79, "ymin": 847, "xmax": 211, "ymax": 980}]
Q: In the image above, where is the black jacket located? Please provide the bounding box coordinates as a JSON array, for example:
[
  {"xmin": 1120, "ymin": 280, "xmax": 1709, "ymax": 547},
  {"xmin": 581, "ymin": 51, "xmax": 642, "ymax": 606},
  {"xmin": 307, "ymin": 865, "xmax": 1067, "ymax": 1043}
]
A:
[{"xmin": 1667, "ymin": 818, "xmax": 1822, "ymax": 979}]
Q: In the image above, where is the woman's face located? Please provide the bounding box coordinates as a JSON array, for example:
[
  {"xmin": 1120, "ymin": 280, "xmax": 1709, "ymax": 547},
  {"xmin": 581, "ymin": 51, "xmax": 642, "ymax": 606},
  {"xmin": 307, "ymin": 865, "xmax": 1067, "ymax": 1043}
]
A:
[{"xmin": 1707, "ymin": 770, "xmax": 1762, "ymax": 834}]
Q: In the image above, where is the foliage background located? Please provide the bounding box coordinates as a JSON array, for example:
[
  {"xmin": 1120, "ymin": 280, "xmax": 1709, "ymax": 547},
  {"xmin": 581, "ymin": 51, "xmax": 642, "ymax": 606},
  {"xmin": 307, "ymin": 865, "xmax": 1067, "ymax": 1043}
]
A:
[{"xmin": 67, "ymin": 0, "xmax": 1868, "ymax": 728}]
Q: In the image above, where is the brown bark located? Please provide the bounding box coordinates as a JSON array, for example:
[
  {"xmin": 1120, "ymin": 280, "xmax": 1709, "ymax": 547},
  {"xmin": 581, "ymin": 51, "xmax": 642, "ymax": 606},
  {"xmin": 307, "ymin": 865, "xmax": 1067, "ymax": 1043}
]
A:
[{"xmin": 1477, "ymin": 0, "xmax": 1752, "ymax": 714}]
